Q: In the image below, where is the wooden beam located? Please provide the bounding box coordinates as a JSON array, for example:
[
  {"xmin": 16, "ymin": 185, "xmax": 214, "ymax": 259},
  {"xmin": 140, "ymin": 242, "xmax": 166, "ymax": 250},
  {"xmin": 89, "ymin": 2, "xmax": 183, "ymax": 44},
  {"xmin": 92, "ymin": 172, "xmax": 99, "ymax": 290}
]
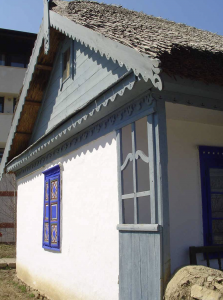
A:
[
  {"xmin": 15, "ymin": 132, "xmax": 32, "ymax": 135},
  {"xmin": 25, "ymin": 100, "xmax": 42, "ymax": 106},
  {"xmin": 36, "ymin": 64, "xmax": 52, "ymax": 71}
]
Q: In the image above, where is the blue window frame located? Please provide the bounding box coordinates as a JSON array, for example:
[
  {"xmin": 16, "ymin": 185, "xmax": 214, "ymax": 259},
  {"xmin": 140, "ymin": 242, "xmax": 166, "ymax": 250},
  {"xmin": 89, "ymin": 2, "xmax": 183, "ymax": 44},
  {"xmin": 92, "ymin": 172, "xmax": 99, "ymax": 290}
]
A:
[
  {"xmin": 199, "ymin": 146, "xmax": 223, "ymax": 247},
  {"xmin": 42, "ymin": 165, "xmax": 61, "ymax": 251}
]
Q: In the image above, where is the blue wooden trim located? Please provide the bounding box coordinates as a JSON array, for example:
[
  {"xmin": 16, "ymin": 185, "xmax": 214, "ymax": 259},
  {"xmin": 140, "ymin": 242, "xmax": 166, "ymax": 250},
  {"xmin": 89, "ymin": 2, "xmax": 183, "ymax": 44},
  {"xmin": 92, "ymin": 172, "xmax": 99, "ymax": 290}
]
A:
[
  {"xmin": 14, "ymin": 91, "xmax": 156, "ymax": 179},
  {"xmin": 199, "ymin": 146, "xmax": 223, "ymax": 248},
  {"xmin": 43, "ymin": 165, "xmax": 60, "ymax": 176},
  {"xmin": 42, "ymin": 165, "xmax": 61, "ymax": 251}
]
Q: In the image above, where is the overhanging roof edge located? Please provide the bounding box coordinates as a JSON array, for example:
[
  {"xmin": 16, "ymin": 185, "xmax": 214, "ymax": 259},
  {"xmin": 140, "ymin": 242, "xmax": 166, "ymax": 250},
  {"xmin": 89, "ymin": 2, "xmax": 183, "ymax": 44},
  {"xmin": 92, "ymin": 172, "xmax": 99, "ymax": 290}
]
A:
[
  {"xmin": 0, "ymin": 8, "xmax": 163, "ymax": 179},
  {"xmin": 50, "ymin": 10, "xmax": 162, "ymax": 90},
  {"xmin": 0, "ymin": 22, "xmax": 44, "ymax": 180}
]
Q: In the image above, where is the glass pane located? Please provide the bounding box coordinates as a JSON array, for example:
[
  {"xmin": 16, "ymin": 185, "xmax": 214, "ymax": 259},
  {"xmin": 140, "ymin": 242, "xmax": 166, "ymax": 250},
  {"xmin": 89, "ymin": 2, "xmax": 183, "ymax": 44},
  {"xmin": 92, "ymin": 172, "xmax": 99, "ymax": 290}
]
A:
[
  {"xmin": 121, "ymin": 124, "xmax": 132, "ymax": 161},
  {"xmin": 122, "ymin": 161, "xmax": 134, "ymax": 194},
  {"xmin": 0, "ymin": 54, "xmax": 5, "ymax": 66},
  {"xmin": 0, "ymin": 97, "xmax": 4, "ymax": 113},
  {"xmin": 212, "ymin": 220, "xmax": 223, "ymax": 245},
  {"xmin": 0, "ymin": 151, "xmax": 3, "ymax": 163},
  {"xmin": 10, "ymin": 54, "xmax": 25, "ymax": 68},
  {"xmin": 211, "ymin": 194, "xmax": 223, "ymax": 218},
  {"xmin": 121, "ymin": 124, "xmax": 133, "ymax": 194},
  {"xmin": 136, "ymin": 160, "xmax": 150, "ymax": 192},
  {"xmin": 63, "ymin": 48, "xmax": 70, "ymax": 81},
  {"xmin": 123, "ymin": 199, "xmax": 134, "ymax": 224},
  {"xmin": 135, "ymin": 117, "xmax": 148, "ymax": 156},
  {"xmin": 210, "ymin": 168, "xmax": 223, "ymax": 193},
  {"xmin": 138, "ymin": 196, "xmax": 151, "ymax": 224}
]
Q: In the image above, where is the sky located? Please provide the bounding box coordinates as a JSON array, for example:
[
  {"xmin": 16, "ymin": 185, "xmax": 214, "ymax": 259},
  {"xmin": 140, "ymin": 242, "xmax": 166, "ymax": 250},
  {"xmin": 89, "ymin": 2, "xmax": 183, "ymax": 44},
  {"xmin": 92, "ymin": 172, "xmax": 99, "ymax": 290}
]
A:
[{"xmin": 0, "ymin": 0, "xmax": 222, "ymax": 36}]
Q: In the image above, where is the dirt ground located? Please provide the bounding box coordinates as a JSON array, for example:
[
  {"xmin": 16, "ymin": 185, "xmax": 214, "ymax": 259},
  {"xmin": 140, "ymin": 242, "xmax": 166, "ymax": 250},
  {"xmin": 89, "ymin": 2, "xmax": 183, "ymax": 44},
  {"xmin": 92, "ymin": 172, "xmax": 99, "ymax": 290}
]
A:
[
  {"xmin": 0, "ymin": 269, "xmax": 36, "ymax": 299},
  {"xmin": 0, "ymin": 244, "xmax": 16, "ymax": 258}
]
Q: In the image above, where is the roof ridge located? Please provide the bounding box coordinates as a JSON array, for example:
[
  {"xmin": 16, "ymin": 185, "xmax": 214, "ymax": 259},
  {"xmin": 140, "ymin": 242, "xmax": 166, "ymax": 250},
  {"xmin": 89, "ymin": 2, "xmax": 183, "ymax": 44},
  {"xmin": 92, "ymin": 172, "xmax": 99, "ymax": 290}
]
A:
[{"xmin": 55, "ymin": 0, "xmax": 223, "ymax": 38}]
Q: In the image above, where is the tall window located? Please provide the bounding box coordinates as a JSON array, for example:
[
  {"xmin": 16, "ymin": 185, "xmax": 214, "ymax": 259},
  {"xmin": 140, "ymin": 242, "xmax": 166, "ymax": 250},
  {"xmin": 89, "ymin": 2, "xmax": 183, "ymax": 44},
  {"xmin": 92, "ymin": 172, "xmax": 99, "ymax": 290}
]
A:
[
  {"xmin": 0, "ymin": 53, "xmax": 27, "ymax": 68},
  {"xmin": 0, "ymin": 149, "xmax": 4, "ymax": 163},
  {"xmin": 10, "ymin": 54, "xmax": 26, "ymax": 68},
  {"xmin": 42, "ymin": 165, "xmax": 61, "ymax": 250},
  {"xmin": 13, "ymin": 98, "xmax": 17, "ymax": 112},
  {"xmin": 117, "ymin": 115, "xmax": 156, "ymax": 225},
  {"xmin": 200, "ymin": 146, "xmax": 223, "ymax": 246},
  {"xmin": 0, "ymin": 53, "xmax": 5, "ymax": 66},
  {"xmin": 62, "ymin": 47, "xmax": 70, "ymax": 82},
  {"xmin": 0, "ymin": 98, "xmax": 4, "ymax": 113}
]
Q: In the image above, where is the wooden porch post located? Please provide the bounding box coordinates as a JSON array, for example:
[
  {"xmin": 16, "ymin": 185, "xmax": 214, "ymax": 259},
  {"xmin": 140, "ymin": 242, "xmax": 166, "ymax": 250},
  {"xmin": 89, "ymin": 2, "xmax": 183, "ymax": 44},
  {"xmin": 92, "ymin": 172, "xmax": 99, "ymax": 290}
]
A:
[{"xmin": 154, "ymin": 98, "xmax": 171, "ymax": 292}]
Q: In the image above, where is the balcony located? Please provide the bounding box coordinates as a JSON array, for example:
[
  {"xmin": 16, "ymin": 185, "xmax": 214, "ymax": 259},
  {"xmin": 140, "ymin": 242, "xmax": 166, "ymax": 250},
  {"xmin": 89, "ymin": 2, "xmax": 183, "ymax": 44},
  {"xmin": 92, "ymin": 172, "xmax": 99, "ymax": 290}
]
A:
[
  {"xmin": 0, "ymin": 66, "xmax": 26, "ymax": 95},
  {"xmin": 0, "ymin": 113, "xmax": 13, "ymax": 144}
]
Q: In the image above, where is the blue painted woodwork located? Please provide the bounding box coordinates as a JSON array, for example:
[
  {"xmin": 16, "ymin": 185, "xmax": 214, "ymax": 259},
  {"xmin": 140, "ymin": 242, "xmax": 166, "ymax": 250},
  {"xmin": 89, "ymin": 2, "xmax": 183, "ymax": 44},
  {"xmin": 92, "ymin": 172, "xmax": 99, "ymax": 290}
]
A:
[
  {"xmin": 42, "ymin": 165, "xmax": 60, "ymax": 251},
  {"xmin": 31, "ymin": 38, "xmax": 128, "ymax": 143},
  {"xmin": 199, "ymin": 146, "xmax": 223, "ymax": 247}
]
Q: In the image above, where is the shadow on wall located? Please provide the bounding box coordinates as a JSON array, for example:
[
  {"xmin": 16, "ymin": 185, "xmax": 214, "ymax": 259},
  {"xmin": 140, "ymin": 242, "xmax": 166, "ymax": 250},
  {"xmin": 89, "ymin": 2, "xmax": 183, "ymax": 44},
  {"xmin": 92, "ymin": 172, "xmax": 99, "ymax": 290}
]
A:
[{"xmin": 19, "ymin": 132, "xmax": 115, "ymax": 186}]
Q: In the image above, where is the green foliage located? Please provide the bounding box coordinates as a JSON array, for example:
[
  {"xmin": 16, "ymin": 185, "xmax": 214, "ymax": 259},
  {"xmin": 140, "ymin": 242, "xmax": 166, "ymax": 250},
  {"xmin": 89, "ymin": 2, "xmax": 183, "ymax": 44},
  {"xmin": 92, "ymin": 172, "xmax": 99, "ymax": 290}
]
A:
[
  {"xmin": 18, "ymin": 285, "xmax": 27, "ymax": 293},
  {"xmin": 29, "ymin": 293, "xmax": 35, "ymax": 298}
]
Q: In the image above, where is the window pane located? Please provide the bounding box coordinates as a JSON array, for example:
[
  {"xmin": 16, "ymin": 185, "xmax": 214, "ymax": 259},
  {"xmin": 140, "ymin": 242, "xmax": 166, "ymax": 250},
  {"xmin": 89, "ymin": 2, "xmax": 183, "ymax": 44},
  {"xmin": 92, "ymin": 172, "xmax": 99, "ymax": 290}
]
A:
[
  {"xmin": 123, "ymin": 198, "xmax": 134, "ymax": 224},
  {"xmin": 62, "ymin": 48, "xmax": 70, "ymax": 82},
  {"xmin": 212, "ymin": 220, "xmax": 223, "ymax": 245},
  {"xmin": 13, "ymin": 98, "xmax": 17, "ymax": 112},
  {"xmin": 10, "ymin": 54, "xmax": 25, "ymax": 68},
  {"xmin": 0, "ymin": 54, "xmax": 5, "ymax": 66},
  {"xmin": 122, "ymin": 161, "xmax": 134, "ymax": 194},
  {"xmin": 0, "ymin": 97, "xmax": 4, "ymax": 113},
  {"xmin": 210, "ymin": 168, "xmax": 223, "ymax": 193},
  {"xmin": 138, "ymin": 196, "xmax": 151, "ymax": 224},
  {"xmin": 0, "ymin": 150, "xmax": 3, "ymax": 163},
  {"xmin": 135, "ymin": 117, "xmax": 148, "ymax": 155},
  {"xmin": 121, "ymin": 124, "xmax": 132, "ymax": 161},
  {"xmin": 136, "ymin": 160, "xmax": 150, "ymax": 192},
  {"xmin": 211, "ymin": 194, "xmax": 223, "ymax": 218},
  {"xmin": 121, "ymin": 124, "xmax": 133, "ymax": 194}
]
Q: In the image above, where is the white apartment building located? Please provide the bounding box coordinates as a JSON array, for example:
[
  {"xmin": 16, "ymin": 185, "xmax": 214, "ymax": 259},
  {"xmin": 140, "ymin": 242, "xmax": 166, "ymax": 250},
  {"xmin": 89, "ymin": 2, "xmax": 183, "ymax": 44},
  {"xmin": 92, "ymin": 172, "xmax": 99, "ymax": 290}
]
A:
[{"xmin": 0, "ymin": 28, "xmax": 36, "ymax": 242}]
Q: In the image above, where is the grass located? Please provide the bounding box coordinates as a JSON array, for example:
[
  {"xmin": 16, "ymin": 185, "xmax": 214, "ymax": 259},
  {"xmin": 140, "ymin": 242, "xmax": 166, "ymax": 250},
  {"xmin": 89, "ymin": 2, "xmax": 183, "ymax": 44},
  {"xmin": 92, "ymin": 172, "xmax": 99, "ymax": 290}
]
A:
[{"xmin": 18, "ymin": 284, "xmax": 27, "ymax": 293}]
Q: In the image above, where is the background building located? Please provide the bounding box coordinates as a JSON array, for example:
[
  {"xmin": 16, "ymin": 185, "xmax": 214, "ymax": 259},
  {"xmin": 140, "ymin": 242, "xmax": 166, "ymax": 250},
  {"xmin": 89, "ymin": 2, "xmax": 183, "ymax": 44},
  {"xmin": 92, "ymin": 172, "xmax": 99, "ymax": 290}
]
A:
[{"xmin": 0, "ymin": 28, "xmax": 36, "ymax": 243}]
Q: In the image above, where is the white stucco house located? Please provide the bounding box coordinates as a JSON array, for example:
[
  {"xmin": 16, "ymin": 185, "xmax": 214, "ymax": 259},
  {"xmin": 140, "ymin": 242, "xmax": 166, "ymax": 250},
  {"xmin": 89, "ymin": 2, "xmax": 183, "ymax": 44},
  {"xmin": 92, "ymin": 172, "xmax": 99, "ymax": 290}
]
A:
[{"xmin": 1, "ymin": 0, "xmax": 223, "ymax": 299}]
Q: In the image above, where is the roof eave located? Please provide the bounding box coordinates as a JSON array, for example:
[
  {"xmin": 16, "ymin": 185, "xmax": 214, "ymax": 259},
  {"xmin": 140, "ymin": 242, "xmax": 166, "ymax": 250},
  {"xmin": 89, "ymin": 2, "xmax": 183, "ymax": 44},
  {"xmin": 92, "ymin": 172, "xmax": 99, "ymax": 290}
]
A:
[
  {"xmin": 50, "ymin": 10, "xmax": 162, "ymax": 89},
  {"xmin": 0, "ymin": 22, "xmax": 44, "ymax": 180},
  {"xmin": 0, "ymin": 10, "xmax": 163, "ymax": 180}
]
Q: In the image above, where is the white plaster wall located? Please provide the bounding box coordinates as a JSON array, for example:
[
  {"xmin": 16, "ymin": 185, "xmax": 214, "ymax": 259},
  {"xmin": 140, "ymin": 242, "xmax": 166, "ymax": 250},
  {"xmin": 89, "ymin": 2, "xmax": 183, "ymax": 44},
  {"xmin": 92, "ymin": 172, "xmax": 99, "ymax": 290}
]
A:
[
  {"xmin": 167, "ymin": 116, "xmax": 223, "ymax": 274},
  {"xmin": 17, "ymin": 132, "xmax": 119, "ymax": 300}
]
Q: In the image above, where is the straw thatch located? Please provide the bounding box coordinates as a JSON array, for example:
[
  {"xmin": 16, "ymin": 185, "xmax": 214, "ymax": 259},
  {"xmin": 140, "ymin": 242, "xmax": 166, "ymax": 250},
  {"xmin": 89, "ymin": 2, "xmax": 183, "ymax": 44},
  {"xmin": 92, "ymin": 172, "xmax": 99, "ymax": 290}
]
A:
[{"xmin": 51, "ymin": 0, "xmax": 223, "ymax": 86}]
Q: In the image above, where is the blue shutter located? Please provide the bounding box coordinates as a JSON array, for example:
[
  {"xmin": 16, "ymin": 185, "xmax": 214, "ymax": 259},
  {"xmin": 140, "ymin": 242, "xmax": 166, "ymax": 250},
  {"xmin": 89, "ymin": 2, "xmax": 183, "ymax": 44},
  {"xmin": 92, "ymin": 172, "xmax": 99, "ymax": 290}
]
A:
[
  {"xmin": 43, "ymin": 179, "xmax": 50, "ymax": 247},
  {"xmin": 49, "ymin": 173, "xmax": 60, "ymax": 249},
  {"xmin": 199, "ymin": 146, "xmax": 223, "ymax": 247},
  {"xmin": 42, "ymin": 165, "xmax": 60, "ymax": 250}
]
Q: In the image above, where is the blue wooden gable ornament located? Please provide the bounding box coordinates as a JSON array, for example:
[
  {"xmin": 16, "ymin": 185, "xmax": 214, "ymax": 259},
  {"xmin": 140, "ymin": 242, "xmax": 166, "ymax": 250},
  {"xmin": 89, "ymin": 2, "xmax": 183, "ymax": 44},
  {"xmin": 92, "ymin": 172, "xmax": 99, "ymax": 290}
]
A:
[{"xmin": 43, "ymin": 0, "xmax": 50, "ymax": 55}]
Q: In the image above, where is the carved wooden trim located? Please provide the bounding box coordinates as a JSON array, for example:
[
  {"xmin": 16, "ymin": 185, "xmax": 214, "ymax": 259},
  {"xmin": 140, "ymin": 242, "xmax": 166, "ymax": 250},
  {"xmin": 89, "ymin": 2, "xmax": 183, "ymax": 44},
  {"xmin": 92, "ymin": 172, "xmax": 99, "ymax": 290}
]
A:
[{"xmin": 13, "ymin": 92, "xmax": 157, "ymax": 179}]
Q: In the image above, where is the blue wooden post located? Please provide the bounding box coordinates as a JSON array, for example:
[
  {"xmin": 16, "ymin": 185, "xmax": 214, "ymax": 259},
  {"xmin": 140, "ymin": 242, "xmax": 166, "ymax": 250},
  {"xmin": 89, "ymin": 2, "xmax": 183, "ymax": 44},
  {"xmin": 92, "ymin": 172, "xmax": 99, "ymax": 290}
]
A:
[
  {"xmin": 117, "ymin": 95, "xmax": 170, "ymax": 300},
  {"xmin": 154, "ymin": 98, "xmax": 171, "ymax": 292}
]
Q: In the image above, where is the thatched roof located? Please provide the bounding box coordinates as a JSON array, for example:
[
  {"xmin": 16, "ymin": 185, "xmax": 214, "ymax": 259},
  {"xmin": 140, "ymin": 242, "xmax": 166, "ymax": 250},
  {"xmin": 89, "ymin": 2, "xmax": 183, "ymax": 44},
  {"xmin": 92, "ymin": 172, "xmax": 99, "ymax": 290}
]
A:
[{"xmin": 51, "ymin": 0, "xmax": 223, "ymax": 85}]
